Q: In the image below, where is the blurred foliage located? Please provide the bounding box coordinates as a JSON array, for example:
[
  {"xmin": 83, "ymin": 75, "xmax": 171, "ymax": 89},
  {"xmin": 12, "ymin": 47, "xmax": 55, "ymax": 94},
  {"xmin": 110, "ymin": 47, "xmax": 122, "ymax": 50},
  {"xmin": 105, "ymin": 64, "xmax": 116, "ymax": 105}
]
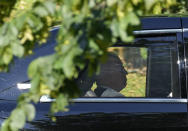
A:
[
  {"xmin": 140, "ymin": 48, "xmax": 147, "ymax": 60},
  {"xmin": 0, "ymin": 0, "xmax": 16, "ymax": 25},
  {"xmin": 91, "ymin": 82, "xmax": 97, "ymax": 92},
  {"xmin": 168, "ymin": 0, "xmax": 188, "ymax": 14},
  {"xmin": 0, "ymin": 0, "xmax": 182, "ymax": 130}
]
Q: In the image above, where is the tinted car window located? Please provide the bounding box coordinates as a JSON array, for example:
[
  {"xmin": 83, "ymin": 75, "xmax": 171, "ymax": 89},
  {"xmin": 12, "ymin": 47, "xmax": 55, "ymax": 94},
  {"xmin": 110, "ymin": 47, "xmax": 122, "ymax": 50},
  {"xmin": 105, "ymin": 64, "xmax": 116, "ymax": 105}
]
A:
[
  {"xmin": 0, "ymin": 30, "xmax": 180, "ymax": 100},
  {"xmin": 78, "ymin": 35, "xmax": 180, "ymax": 98}
]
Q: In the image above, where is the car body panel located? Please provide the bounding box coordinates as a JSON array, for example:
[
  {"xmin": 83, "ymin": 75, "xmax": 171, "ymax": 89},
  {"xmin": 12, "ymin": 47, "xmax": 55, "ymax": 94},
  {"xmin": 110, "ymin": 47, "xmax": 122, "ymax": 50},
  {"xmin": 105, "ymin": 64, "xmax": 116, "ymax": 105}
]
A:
[{"xmin": 141, "ymin": 17, "xmax": 181, "ymax": 30}]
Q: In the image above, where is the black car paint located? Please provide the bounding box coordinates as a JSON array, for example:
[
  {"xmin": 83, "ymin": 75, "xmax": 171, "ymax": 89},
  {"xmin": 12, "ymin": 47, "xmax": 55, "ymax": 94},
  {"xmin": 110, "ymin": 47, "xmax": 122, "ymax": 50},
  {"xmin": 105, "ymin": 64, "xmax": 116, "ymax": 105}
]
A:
[{"xmin": 0, "ymin": 17, "xmax": 188, "ymax": 130}]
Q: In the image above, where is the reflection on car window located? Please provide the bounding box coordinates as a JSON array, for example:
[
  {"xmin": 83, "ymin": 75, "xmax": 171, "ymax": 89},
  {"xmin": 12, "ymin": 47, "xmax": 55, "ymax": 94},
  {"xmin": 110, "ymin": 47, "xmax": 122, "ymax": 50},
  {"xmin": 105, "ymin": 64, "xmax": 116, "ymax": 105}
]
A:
[{"xmin": 77, "ymin": 36, "xmax": 180, "ymax": 98}]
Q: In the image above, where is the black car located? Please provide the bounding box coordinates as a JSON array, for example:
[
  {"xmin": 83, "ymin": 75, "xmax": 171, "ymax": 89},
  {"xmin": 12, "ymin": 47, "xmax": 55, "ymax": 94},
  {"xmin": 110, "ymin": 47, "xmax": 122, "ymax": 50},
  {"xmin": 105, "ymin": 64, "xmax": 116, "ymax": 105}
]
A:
[{"xmin": 0, "ymin": 17, "xmax": 188, "ymax": 130}]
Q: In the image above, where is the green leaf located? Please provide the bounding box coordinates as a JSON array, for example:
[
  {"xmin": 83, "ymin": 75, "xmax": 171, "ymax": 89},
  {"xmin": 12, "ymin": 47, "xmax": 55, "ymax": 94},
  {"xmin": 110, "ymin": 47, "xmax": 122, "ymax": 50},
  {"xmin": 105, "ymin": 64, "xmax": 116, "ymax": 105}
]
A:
[
  {"xmin": 43, "ymin": 1, "xmax": 56, "ymax": 15},
  {"xmin": 9, "ymin": 23, "xmax": 18, "ymax": 36},
  {"xmin": 10, "ymin": 109, "xmax": 25, "ymax": 130},
  {"xmin": 30, "ymin": 74, "xmax": 40, "ymax": 93},
  {"xmin": 62, "ymin": 54, "xmax": 75, "ymax": 78},
  {"xmin": 145, "ymin": 0, "xmax": 156, "ymax": 10},
  {"xmin": 24, "ymin": 104, "xmax": 35, "ymax": 121},
  {"xmin": 27, "ymin": 14, "xmax": 43, "ymax": 31},
  {"xmin": 89, "ymin": 39, "xmax": 100, "ymax": 51},
  {"xmin": 110, "ymin": 19, "xmax": 120, "ymax": 37},
  {"xmin": 52, "ymin": 94, "xmax": 69, "ymax": 113},
  {"xmin": 14, "ymin": 14, "xmax": 26, "ymax": 30},
  {"xmin": 1, "ymin": 119, "xmax": 10, "ymax": 131},
  {"xmin": 0, "ymin": 22, "xmax": 8, "ymax": 34},
  {"xmin": 3, "ymin": 48, "xmax": 12, "ymax": 64},
  {"xmin": 28, "ymin": 59, "xmax": 39, "ymax": 78},
  {"xmin": 107, "ymin": 0, "xmax": 117, "ymax": 6},
  {"xmin": 11, "ymin": 42, "xmax": 24, "ymax": 57},
  {"xmin": 34, "ymin": 6, "xmax": 48, "ymax": 17},
  {"xmin": 0, "ymin": 36, "xmax": 5, "ymax": 46},
  {"xmin": 127, "ymin": 12, "xmax": 140, "ymax": 25}
]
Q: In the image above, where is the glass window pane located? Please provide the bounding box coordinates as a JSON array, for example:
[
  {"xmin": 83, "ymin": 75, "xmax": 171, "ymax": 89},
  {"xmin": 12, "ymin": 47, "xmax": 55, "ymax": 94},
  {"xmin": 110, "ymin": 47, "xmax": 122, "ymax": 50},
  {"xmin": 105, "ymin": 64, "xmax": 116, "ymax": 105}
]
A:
[
  {"xmin": 78, "ymin": 36, "xmax": 180, "ymax": 98},
  {"xmin": 118, "ymin": 47, "xmax": 147, "ymax": 97}
]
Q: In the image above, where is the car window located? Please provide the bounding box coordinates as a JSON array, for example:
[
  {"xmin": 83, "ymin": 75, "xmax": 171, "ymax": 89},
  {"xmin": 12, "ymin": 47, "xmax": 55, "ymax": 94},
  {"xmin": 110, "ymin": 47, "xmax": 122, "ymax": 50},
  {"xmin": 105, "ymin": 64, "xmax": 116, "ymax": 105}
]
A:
[
  {"xmin": 77, "ymin": 35, "xmax": 180, "ymax": 98},
  {"xmin": 0, "ymin": 29, "xmax": 181, "ymax": 101}
]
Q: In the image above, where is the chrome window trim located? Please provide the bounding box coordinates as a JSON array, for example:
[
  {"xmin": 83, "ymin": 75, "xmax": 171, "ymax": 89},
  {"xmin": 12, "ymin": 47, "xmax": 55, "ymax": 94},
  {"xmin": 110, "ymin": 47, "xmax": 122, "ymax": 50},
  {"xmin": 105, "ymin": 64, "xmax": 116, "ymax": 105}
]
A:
[
  {"xmin": 51, "ymin": 26, "xmax": 184, "ymax": 35},
  {"xmin": 52, "ymin": 26, "xmax": 188, "ymax": 35},
  {"xmin": 183, "ymin": 28, "xmax": 188, "ymax": 32},
  {"xmin": 50, "ymin": 25, "xmax": 61, "ymax": 31},
  {"xmin": 40, "ymin": 97, "xmax": 187, "ymax": 103},
  {"xmin": 133, "ymin": 29, "xmax": 182, "ymax": 35},
  {"xmin": 72, "ymin": 98, "xmax": 187, "ymax": 103}
]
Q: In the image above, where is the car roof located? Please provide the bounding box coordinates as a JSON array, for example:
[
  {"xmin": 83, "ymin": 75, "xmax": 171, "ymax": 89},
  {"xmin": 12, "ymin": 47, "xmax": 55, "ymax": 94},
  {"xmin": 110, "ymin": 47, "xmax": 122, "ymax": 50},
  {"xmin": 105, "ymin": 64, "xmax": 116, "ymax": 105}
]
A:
[{"xmin": 141, "ymin": 17, "xmax": 181, "ymax": 30}]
